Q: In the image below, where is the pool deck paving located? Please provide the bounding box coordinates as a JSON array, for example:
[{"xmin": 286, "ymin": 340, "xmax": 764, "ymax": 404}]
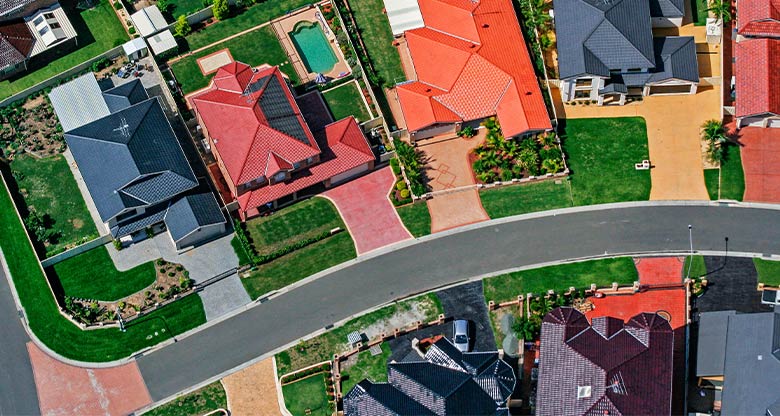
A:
[
  {"xmin": 28, "ymin": 342, "xmax": 151, "ymax": 416},
  {"xmin": 322, "ymin": 167, "xmax": 412, "ymax": 255},
  {"xmin": 221, "ymin": 358, "xmax": 282, "ymax": 416}
]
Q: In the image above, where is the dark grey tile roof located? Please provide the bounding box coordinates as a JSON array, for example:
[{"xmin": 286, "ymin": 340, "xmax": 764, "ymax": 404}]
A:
[
  {"xmin": 258, "ymin": 74, "xmax": 311, "ymax": 146},
  {"xmin": 599, "ymin": 81, "xmax": 628, "ymax": 94},
  {"xmin": 0, "ymin": 0, "xmax": 37, "ymax": 18},
  {"xmin": 111, "ymin": 202, "xmax": 167, "ymax": 236},
  {"xmin": 649, "ymin": 0, "xmax": 684, "ymax": 18},
  {"xmin": 719, "ymin": 311, "xmax": 780, "ymax": 415},
  {"xmin": 164, "ymin": 193, "xmax": 225, "ymax": 242},
  {"xmin": 65, "ymin": 98, "xmax": 197, "ymax": 222},
  {"xmin": 554, "ymin": 0, "xmax": 655, "ymax": 79},
  {"xmin": 695, "ymin": 310, "xmax": 735, "ymax": 377},
  {"xmin": 648, "ymin": 36, "xmax": 699, "ymax": 83},
  {"xmin": 343, "ymin": 380, "xmax": 435, "ymax": 416},
  {"xmin": 102, "ymin": 80, "xmax": 148, "ymax": 113}
]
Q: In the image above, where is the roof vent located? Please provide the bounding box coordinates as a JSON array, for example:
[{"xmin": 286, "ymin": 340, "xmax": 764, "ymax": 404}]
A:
[
  {"xmin": 482, "ymin": 23, "xmax": 489, "ymax": 28},
  {"xmin": 469, "ymin": 44, "xmax": 476, "ymax": 48},
  {"xmin": 577, "ymin": 385, "xmax": 592, "ymax": 399},
  {"xmin": 425, "ymin": 88, "xmax": 432, "ymax": 93}
]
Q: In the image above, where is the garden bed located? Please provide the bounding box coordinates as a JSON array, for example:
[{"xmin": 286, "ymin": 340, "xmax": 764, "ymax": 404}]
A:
[
  {"xmin": 144, "ymin": 381, "xmax": 227, "ymax": 416},
  {"xmin": 1, "ymin": 98, "xmax": 65, "ymax": 158}
]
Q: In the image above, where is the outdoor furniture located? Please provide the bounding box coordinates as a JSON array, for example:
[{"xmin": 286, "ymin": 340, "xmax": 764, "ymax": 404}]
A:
[{"xmin": 634, "ymin": 160, "xmax": 651, "ymax": 170}]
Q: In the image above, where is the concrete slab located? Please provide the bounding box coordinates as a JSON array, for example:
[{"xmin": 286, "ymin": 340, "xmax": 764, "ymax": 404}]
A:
[
  {"xmin": 197, "ymin": 49, "xmax": 234, "ymax": 75},
  {"xmin": 323, "ymin": 168, "xmax": 412, "ymax": 255},
  {"xmin": 221, "ymin": 358, "xmax": 282, "ymax": 416},
  {"xmin": 199, "ymin": 273, "xmax": 251, "ymax": 321},
  {"xmin": 28, "ymin": 342, "xmax": 151, "ymax": 416}
]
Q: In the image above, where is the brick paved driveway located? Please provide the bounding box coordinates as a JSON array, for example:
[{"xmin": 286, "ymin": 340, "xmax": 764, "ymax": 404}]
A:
[{"xmin": 735, "ymin": 126, "xmax": 780, "ymax": 203}]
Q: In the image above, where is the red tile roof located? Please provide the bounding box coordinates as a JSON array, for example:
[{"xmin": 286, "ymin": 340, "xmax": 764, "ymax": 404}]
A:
[
  {"xmin": 237, "ymin": 117, "xmax": 374, "ymax": 212},
  {"xmin": 736, "ymin": 38, "xmax": 780, "ymax": 118},
  {"xmin": 738, "ymin": 0, "xmax": 780, "ymax": 37},
  {"xmin": 397, "ymin": 0, "xmax": 551, "ymax": 137}
]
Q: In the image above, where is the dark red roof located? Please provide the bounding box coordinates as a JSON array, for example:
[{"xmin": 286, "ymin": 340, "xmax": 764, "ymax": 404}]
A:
[
  {"xmin": 738, "ymin": 0, "xmax": 780, "ymax": 37},
  {"xmin": 736, "ymin": 38, "xmax": 780, "ymax": 118},
  {"xmin": 0, "ymin": 20, "xmax": 33, "ymax": 69}
]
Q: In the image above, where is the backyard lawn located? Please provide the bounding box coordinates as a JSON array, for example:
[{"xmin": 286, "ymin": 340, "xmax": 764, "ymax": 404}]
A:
[
  {"xmin": 282, "ymin": 374, "xmax": 331, "ymax": 416},
  {"xmin": 275, "ymin": 293, "xmax": 442, "ymax": 375},
  {"xmin": 0, "ymin": 0, "xmax": 128, "ymax": 101},
  {"xmin": 481, "ymin": 180, "xmax": 573, "ymax": 219},
  {"xmin": 10, "ymin": 154, "xmax": 98, "ymax": 255},
  {"xmin": 171, "ymin": 26, "xmax": 296, "ymax": 95},
  {"xmin": 51, "ymin": 246, "xmax": 155, "ymax": 301},
  {"xmin": 322, "ymin": 82, "xmax": 371, "ymax": 122},
  {"xmin": 340, "ymin": 342, "xmax": 390, "ymax": 394},
  {"xmin": 754, "ymin": 258, "xmax": 780, "ymax": 287},
  {"xmin": 144, "ymin": 381, "xmax": 227, "ymax": 416},
  {"xmin": 184, "ymin": 0, "xmax": 311, "ymax": 50},
  {"xmin": 395, "ymin": 203, "xmax": 431, "ymax": 237},
  {"xmin": 347, "ymin": 0, "xmax": 405, "ymax": 85},
  {"xmin": 0, "ymin": 176, "xmax": 206, "ymax": 362},
  {"xmin": 691, "ymin": 0, "xmax": 709, "ymax": 25},
  {"xmin": 167, "ymin": 0, "xmax": 206, "ymax": 18},
  {"xmin": 482, "ymin": 257, "xmax": 638, "ymax": 303}
]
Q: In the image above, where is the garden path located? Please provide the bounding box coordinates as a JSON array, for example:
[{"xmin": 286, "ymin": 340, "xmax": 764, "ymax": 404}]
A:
[
  {"xmin": 221, "ymin": 358, "xmax": 283, "ymax": 415},
  {"xmin": 322, "ymin": 167, "xmax": 411, "ymax": 255},
  {"xmin": 731, "ymin": 125, "xmax": 780, "ymax": 203}
]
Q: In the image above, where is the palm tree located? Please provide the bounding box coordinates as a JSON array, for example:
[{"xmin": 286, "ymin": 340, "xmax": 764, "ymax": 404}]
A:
[
  {"xmin": 707, "ymin": 0, "xmax": 732, "ymax": 23},
  {"xmin": 701, "ymin": 119, "xmax": 729, "ymax": 163},
  {"xmin": 537, "ymin": 132, "xmax": 557, "ymax": 148},
  {"xmin": 481, "ymin": 150, "xmax": 501, "ymax": 169},
  {"xmin": 542, "ymin": 157, "xmax": 563, "ymax": 174}
]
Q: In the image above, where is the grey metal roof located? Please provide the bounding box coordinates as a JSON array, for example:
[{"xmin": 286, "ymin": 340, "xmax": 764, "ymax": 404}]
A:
[
  {"xmin": 164, "ymin": 193, "xmax": 225, "ymax": 242},
  {"xmin": 695, "ymin": 310, "xmax": 735, "ymax": 377},
  {"xmin": 102, "ymin": 79, "xmax": 148, "ymax": 112},
  {"xmin": 648, "ymin": 36, "xmax": 700, "ymax": 84},
  {"xmin": 49, "ymin": 73, "xmax": 111, "ymax": 132},
  {"xmin": 649, "ymin": 0, "xmax": 684, "ymax": 18},
  {"xmin": 65, "ymin": 97, "xmax": 197, "ymax": 222},
  {"xmin": 554, "ymin": 0, "xmax": 655, "ymax": 79},
  {"xmin": 720, "ymin": 311, "xmax": 780, "ymax": 415}
]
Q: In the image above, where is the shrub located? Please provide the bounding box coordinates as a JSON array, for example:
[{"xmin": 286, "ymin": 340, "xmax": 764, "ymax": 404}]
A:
[
  {"xmin": 212, "ymin": 0, "xmax": 229, "ymax": 20},
  {"xmin": 113, "ymin": 1, "xmax": 123, "ymax": 9},
  {"xmin": 500, "ymin": 168, "xmax": 513, "ymax": 182},
  {"xmin": 395, "ymin": 180, "xmax": 407, "ymax": 191},
  {"xmin": 113, "ymin": 239, "xmax": 122, "ymax": 250},
  {"xmin": 389, "ymin": 157, "xmax": 401, "ymax": 175},
  {"xmin": 168, "ymin": 272, "xmax": 175, "ymax": 277},
  {"xmin": 399, "ymin": 189, "xmax": 410, "ymax": 199},
  {"xmin": 128, "ymin": 26, "xmax": 136, "ymax": 35},
  {"xmin": 117, "ymin": 301, "xmax": 126, "ymax": 310},
  {"xmin": 174, "ymin": 15, "xmax": 191, "ymax": 37}
]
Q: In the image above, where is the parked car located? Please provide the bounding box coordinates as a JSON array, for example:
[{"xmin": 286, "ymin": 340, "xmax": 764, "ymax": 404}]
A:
[{"xmin": 453, "ymin": 319, "xmax": 470, "ymax": 352}]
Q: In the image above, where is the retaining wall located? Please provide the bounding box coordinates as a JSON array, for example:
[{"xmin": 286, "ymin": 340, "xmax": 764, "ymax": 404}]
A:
[{"xmin": 41, "ymin": 235, "xmax": 113, "ymax": 268}]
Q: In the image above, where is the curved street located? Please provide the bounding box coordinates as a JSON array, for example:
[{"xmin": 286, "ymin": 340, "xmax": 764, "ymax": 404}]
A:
[{"xmin": 4, "ymin": 202, "xmax": 780, "ymax": 413}]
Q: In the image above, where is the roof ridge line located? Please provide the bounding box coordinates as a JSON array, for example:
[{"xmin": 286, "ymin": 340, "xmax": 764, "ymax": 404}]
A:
[
  {"xmin": 603, "ymin": 15, "xmax": 655, "ymax": 65},
  {"xmin": 235, "ymin": 123, "xmax": 264, "ymax": 185}
]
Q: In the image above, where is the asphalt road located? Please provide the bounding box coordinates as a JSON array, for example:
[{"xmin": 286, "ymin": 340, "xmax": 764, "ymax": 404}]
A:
[
  {"xmin": 0, "ymin": 266, "xmax": 40, "ymax": 416},
  {"xmin": 136, "ymin": 204, "xmax": 780, "ymax": 401}
]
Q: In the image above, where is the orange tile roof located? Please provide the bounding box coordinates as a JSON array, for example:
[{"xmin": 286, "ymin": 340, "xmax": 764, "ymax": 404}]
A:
[{"xmin": 398, "ymin": 0, "xmax": 551, "ymax": 137}]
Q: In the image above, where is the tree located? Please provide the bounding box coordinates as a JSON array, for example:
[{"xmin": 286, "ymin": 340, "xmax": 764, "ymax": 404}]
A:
[
  {"xmin": 156, "ymin": 0, "xmax": 172, "ymax": 14},
  {"xmin": 706, "ymin": 0, "xmax": 732, "ymax": 23},
  {"xmin": 512, "ymin": 315, "xmax": 542, "ymax": 341},
  {"xmin": 24, "ymin": 211, "xmax": 59, "ymax": 244},
  {"xmin": 542, "ymin": 157, "xmax": 564, "ymax": 174},
  {"xmin": 212, "ymin": 0, "xmax": 229, "ymax": 21},
  {"xmin": 701, "ymin": 119, "xmax": 729, "ymax": 164},
  {"xmin": 174, "ymin": 15, "xmax": 191, "ymax": 37},
  {"xmin": 537, "ymin": 132, "xmax": 557, "ymax": 148}
]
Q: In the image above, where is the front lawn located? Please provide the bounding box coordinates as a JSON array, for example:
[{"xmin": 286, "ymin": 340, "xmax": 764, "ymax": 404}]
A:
[
  {"xmin": 346, "ymin": 0, "xmax": 405, "ymax": 86},
  {"xmin": 704, "ymin": 168, "xmax": 719, "ymax": 200},
  {"xmin": 684, "ymin": 255, "xmax": 707, "ymax": 279},
  {"xmin": 704, "ymin": 144, "xmax": 744, "ymax": 201},
  {"xmin": 10, "ymin": 154, "xmax": 98, "ymax": 255},
  {"xmin": 340, "ymin": 342, "xmax": 390, "ymax": 394},
  {"xmin": 322, "ymin": 82, "xmax": 371, "ymax": 122},
  {"xmin": 144, "ymin": 381, "xmax": 227, "ymax": 416},
  {"xmin": 480, "ymin": 180, "xmax": 573, "ymax": 219},
  {"xmin": 184, "ymin": 0, "xmax": 311, "ymax": 50},
  {"xmin": 172, "ymin": 26, "xmax": 296, "ymax": 95},
  {"xmin": 241, "ymin": 232, "xmax": 356, "ymax": 299},
  {"xmin": 395, "ymin": 203, "xmax": 431, "ymax": 237},
  {"xmin": 0, "ymin": 176, "xmax": 206, "ymax": 362},
  {"xmin": 692, "ymin": 0, "xmax": 709, "ymax": 25},
  {"xmin": 754, "ymin": 258, "xmax": 780, "ymax": 287},
  {"xmin": 482, "ymin": 257, "xmax": 638, "ymax": 303},
  {"xmin": 51, "ymin": 246, "xmax": 155, "ymax": 301},
  {"xmin": 282, "ymin": 374, "xmax": 331, "ymax": 416},
  {"xmin": 275, "ymin": 293, "xmax": 442, "ymax": 375},
  {"xmin": 0, "ymin": 0, "xmax": 128, "ymax": 101}
]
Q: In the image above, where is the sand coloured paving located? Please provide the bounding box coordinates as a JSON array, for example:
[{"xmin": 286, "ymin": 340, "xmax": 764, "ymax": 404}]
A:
[
  {"xmin": 427, "ymin": 189, "xmax": 489, "ymax": 233},
  {"xmin": 221, "ymin": 358, "xmax": 282, "ymax": 416},
  {"xmin": 197, "ymin": 49, "xmax": 235, "ymax": 75},
  {"xmin": 28, "ymin": 342, "xmax": 151, "ymax": 416}
]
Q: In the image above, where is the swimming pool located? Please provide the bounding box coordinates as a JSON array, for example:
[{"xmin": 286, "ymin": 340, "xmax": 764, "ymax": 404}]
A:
[{"xmin": 289, "ymin": 21, "xmax": 338, "ymax": 74}]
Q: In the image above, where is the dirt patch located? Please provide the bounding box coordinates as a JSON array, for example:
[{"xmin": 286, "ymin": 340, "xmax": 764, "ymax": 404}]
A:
[
  {"xmin": 360, "ymin": 297, "xmax": 439, "ymax": 341},
  {"xmin": 71, "ymin": 218, "xmax": 84, "ymax": 229},
  {"xmin": 1, "ymin": 98, "xmax": 65, "ymax": 159},
  {"xmin": 222, "ymin": 358, "xmax": 281, "ymax": 416}
]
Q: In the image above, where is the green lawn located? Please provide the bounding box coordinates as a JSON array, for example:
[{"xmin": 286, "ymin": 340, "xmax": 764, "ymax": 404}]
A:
[
  {"xmin": 168, "ymin": 0, "xmax": 206, "ymax": 17},
  {"xmin": 322, "ymin": 82, "xmax": 371, "ymax": 122},
  {"xmin": 704, "ymin": 168, "xmax": 719, "ymax": 200},
  {"xmin": 692, "ymin": 0, "xmax": 709, "ymax": 25},
  {"xmin": 754, "ymin": 258, "xmax": 780, "ymax": 287},
  {"xmin": 172, "ymin": 26, "xmax": 296, "ymax": 95},
  {"xmin": 340, "ymin": 342, "xmax": 390, "ymax": 394},
  {"xmin": 241, "ymin": 232, "xmax": 357, "ymax": 299},
  {"xmin": 348, "ymin": 0, "xmax": 406, "ymax": 85},
  {"xmin": 483, "ymin": 257, "xmax": 638, "ymax": 303},
  {"xmin": 276, "ymin": 293, "xmax": 442, "ymax": 375},
  {"xmin": 0, "ymin": 175, "xmax": 206, "ymax": 362},
  {"xmin": 10, "ymin": 155, "xmax": 98, "ymax": 255},
  {"xmin": 231, "ymin": 235, "xmax": 252, "ymax": 266},
  {"xmin": 51, "ymin": 246, "xmax": 155, "ymax": 301},
  {"xmin": 282, "ymin": 374, "xmax": 331, "ymax": 416},
  {"xmin": 720, "ymin": 144, "xmax": 745, "ymax": 200},
  {"xmin": 184, "ymin": 0, "xmax": 311, "ymax": 50},
  {"xmin": 0, "ymin": 0, "xmax": 128, "ymax": 101},
  {"xmin": 684, "ymin": 255, "xmax": 707, "ymax": 279},
  {"xmin": 565, "ymin": 118, "xmax": 652, "ymax": 206},
  {"xmin": 395, "ymin": 203, "xmax": 431, "ymax": 237},
  {"xmin": 144, "ymin": 381, "xmax": 227, "ymax": 416},
  {"xmin": 481, "ymin": 180, "xmax": 573, "ymax": 219},
  {"xmin": 245, "ymin": 197, "xmax": 345, "ymax": 255}
]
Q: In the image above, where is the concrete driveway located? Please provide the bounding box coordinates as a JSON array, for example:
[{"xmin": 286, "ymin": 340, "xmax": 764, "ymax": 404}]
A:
[{"xmin": 322, "ymin": 168, "xmax": 412, "ymax": 255}]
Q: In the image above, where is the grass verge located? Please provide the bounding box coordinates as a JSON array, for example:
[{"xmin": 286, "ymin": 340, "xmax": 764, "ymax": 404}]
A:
[
  {"xmin": 395, "ymin": 203, "xmax": 430, "ymax": 237},
  {"xmin": 282, "ymin": 374, "xmax": 331, "ymax": 416},
  {"xmin": 144, "ymin": 381, "xmax": 227, "ymax": 416},
  {"xmin": 683, "ymin": 255, "xmax": 707, "ymax": 279},
  {"xmin": 340, "ymin": 342, "xmax": 390, "ymax": 394},
  {"xmin": 322, "ymin": 82, "xmax": 371, "ymax": 122},
  {"xmin": 482, "ymin": 257, "xmax": 638, "ymax": 303},
  {"xmin": 275, "ymin": 293, "xmax": 442, "ymax": 375},
  {"xmin": 754, "ymin": 258, "xmax": 780, "ymax": 287},
  {"xmin": 10, "ymin": 154, "xmax": 98, "ymax": 256},
  {"xmin": 51, "ymin": 246, "xmax": 155, "ymax": 301}
]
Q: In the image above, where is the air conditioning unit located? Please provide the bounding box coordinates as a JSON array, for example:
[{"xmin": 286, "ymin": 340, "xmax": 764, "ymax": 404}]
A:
[{"xmin": 761, "ymin": 289, "xmax": 780, "ymax": 305}]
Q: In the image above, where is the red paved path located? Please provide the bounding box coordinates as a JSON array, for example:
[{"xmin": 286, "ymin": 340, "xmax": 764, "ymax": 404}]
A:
[
  {"xmin": 323, "ymin": 167, "xmax": 412, "ymax": 254},
  {"xmin": 28, "ymin": 343, "xmax": 151, "ymax": 416},
  {"xmin": 635, "ymin": 257, "xmax": 683, "ymax": 285},
  {"xmin": 734, "ymin": 125, "xmax": 780, "ymax": 203}
]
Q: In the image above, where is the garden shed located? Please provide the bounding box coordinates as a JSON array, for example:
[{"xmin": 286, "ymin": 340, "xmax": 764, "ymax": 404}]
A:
[
  {"xmin": 148, "ymin": 29, "xmax": 177, "ymax": 56},
  {"xmin": 122, "ymin": 37, "xmax": 147, "ymax": 61},
  {"xmin": 130, "ymin": 5, "xmax": 167, "ymax": 37}
]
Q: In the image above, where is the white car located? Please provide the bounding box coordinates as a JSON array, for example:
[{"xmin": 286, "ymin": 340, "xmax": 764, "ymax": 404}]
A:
[{"xmin": 453, "ymin": 319, "xmax": 470, "ymax": 352}]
